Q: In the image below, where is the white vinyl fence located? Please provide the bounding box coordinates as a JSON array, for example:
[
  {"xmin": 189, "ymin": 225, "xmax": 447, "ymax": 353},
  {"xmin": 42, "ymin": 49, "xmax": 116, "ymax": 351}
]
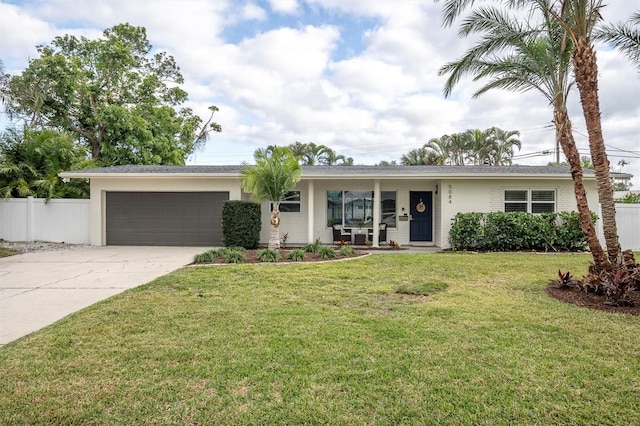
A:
[
  {"xmin": 598, "ymin": 204, "xmax": 640, "ymax": 251},
  {"xmin": 0, "ymin": 197, "xmax": 90, "ymax": 244}
]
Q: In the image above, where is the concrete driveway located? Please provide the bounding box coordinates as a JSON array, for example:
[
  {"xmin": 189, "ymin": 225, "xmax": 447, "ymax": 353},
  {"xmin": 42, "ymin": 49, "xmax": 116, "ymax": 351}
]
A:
[{"xmin": 0, "ymin": 246, "xmax": 204, "ymax": 345}]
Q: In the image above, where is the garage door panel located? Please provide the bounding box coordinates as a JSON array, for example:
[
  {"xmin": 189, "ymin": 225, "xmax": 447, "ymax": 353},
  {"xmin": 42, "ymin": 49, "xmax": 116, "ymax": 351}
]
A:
[{"xmin": 106, "ymin": 192, "xmax": 228, "ymax": 246}]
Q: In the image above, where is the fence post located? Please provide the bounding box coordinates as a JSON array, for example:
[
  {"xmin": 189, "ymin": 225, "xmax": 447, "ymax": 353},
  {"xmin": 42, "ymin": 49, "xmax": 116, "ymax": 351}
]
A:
[{"xmin": 26, "ymin": 196, "xmax": 34, "ymax": 242}]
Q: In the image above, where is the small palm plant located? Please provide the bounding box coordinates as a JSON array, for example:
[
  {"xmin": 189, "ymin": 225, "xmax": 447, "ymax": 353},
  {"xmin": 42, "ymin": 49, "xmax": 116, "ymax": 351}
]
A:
[{"xmin": 239, "ymin": 147, "xmax": 301, "ymax": 250}]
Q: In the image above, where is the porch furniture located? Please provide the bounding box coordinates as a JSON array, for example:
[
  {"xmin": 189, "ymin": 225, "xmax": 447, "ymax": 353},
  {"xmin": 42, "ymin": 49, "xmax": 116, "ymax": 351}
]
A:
[
  {"xmin": 332, "ymin": 224, "xmax": 352, "ymax": 243},
  {"xmin": 354, "ymin": 233, "xmax": 367, "ymax": 245},
  {"xmin": 378, "ymin": 223, "xmax": 387, "ymax": 244},
  {"xmin": 365, "ymin": 223, "xmax": 387, "ymax": 245}
]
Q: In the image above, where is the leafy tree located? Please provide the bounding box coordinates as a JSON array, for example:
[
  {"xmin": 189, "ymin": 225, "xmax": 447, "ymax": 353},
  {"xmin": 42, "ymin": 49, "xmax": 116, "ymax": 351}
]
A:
[
  {"xmin": 581, "ymin": 156, "xmax": 594, "ymax": 169},
  {"xmin": 240, "ymin": 147, "xmax": 301, "ymax": 250},
  {"xmin": 0, "ymin": 127, "xmax": 93, "ymax": 200},
  {"xmin": 0, "ymin": 23, "xmax": 221, "ymax": 166},
  {"xmin": 616, "ymin": 192, "xmax": 640, "ymax": 204}
]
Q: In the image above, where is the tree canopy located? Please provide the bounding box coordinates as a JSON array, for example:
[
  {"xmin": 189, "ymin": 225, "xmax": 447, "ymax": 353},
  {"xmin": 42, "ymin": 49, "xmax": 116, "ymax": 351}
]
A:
[
  {"xmin": 0, "ymin": 23, "xmax": 221, "ymax": 166},
  {"xmin": 268, "ymin": 142, "xmax": 353, "ymax": 166},
  {"xmin": 0, "ymin": 127, "xmax": 93, "ymax": 200},
  {"xmin": 401, "ymin": 127, "xmax": 521, "ymax": 166}
]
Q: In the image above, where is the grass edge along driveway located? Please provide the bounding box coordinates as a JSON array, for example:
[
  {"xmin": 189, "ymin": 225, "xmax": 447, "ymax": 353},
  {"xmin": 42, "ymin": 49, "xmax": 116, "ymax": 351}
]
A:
[{"xmin": 1, "ymin": 252, "xmax": 638, "ymax": 425}]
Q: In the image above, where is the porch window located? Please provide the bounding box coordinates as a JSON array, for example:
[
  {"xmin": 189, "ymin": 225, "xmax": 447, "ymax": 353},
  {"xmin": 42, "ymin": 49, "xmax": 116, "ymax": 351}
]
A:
[
  {"xmin": 505, "ymin": 189, "xmax": 555, "ymax": 213},
  {"xmin": 272, "ymin": 191, "xmax": 301, "ymax": 213},
  {"xmin": 381, "ymin": 191, "xmax": 397, "ymax": 227},
  {"xmin": 326, "ymin": 190, "xmax": 396, "ymax": 227}
]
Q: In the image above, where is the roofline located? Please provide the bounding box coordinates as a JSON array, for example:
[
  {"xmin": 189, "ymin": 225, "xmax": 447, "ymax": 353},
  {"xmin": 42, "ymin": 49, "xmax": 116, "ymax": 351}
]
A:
[
  {"xmin": 298, "ymin": 172, "xmax": 592, "ymax": 180},
  {"xmin": 59, "ymin": 164, "xmax": 604, "ymax": 181},
  {"xmin": 58, "ymin": 172, "xmax": 239, "ymax": 179},
  {"xmin": 59, "ymin": 171, "xmax": 596, "ymax": 180}
]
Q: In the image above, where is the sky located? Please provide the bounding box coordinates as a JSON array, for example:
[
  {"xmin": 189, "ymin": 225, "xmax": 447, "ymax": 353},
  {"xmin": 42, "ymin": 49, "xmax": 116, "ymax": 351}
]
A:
[{"xmin": 1, "ymin": 0, "xmax": 639, "ymax": 186}]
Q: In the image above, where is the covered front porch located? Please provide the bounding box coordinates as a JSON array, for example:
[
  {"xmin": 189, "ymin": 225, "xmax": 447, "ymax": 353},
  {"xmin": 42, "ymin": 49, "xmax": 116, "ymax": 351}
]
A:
[{"xmin": 272, "ymin": 174, "xmax": 442, "ymax": 248}]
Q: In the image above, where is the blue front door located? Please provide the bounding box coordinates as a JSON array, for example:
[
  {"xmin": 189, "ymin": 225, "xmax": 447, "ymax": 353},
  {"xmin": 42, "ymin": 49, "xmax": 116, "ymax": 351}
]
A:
[{"xmin": 410, "ymin": 191, "xmax": 433, "ymax": 242}]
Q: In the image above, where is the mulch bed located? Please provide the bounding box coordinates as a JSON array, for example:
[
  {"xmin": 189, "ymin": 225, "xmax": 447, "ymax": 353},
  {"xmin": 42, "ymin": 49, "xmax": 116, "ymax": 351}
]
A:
[
  {"xmin": 195, "ymin": 249, "xmax": 368, "ymax": 265},
  {"xmin": 546, "ymin": 286, "xmax": 640, "ymax": 316}
]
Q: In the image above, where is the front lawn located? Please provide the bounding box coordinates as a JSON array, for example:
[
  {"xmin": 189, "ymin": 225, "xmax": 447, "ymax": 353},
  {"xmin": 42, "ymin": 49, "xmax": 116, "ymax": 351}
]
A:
[{"xmin": 1, "ymin": 253, "xmax": 638, "ymax": 424}]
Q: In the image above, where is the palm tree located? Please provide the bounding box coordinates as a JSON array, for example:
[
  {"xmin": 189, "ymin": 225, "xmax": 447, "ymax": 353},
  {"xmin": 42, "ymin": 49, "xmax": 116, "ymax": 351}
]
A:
[
  {"xmin": 295, "ymin": 142, "xmax": 331, "ymax": 165},
  {"xmin": 400, "ymin": 147, "xmax": 441, "ymax": 165},
  {"xmin": 555, "ymin": 0, "xmax": 621, "ymax": 266},
  {"xmin": 440, "ymin": 0, "xmax": 625, "ymax": 268},
  {"xmin": 424, "ymin": 136, "xmax": 450, "ymax": 165},
  {"xmin": 439, "ymin": 2, "xmax": 610, "ymax": 269},
  {"xmin": 448, "ymin": 132, "xmax": 471, "ymax": 165},
  {"xmin": 487, "ymin": 127, "xmax": 522, "ymax": 165},
  {"xmin": 595, "ymin": 11, "xmax": 640, "ymax": 70},
  {"xmin": 0, "ymin": 127, "xmax": 92, "ymax": 201},
  {"xmin": 465, "ymin": 128, "xmax": 496, "ymax": 165},
  {"xmin": 322, "ymin": 149, "xmax": 353, "ymax": 166},
  {"xmin": 240, "ymin": 147, "xmax": 301, "ymax": 250}
]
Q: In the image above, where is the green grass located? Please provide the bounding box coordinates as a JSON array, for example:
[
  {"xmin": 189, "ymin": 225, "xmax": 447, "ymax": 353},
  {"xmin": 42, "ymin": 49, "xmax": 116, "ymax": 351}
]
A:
[
  {"xmin": 0, "ymin": 247, "xmax": 17, "ymax": 258},
  {"xmin": 1, "ymin": 253, "xmax": 639, "ymax": 424}
]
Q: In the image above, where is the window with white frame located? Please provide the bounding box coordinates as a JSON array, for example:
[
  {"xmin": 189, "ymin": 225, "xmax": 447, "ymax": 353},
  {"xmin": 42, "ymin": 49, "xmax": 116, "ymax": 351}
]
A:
[
  {"xmin": 504, "ymin": 189, "xmax": 555, "ymax": 213},
  {"xmin": 271, "ymin": 191, "xmax": 301, "ymax": 213}
]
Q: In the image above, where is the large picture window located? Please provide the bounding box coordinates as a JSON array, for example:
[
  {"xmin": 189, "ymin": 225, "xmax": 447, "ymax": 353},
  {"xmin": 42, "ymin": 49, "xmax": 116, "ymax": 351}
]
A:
[
  {"xmin": 505, "ymin": 189, "xmax": 555, "ymax": 213},
  {"xmin": 327, "ymin": 190, "xmax": 396, "ymax": 227}
]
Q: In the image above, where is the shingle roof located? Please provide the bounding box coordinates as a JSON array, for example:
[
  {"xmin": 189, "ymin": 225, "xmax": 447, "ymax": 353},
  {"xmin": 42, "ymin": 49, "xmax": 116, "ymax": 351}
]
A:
[
  {"xmin": 61, "ymin": 165, "xmax": 243, "ymax": 175},
  {"xmin": 60, "ymin": 164, "xmax": 595, "ymax": 179}
]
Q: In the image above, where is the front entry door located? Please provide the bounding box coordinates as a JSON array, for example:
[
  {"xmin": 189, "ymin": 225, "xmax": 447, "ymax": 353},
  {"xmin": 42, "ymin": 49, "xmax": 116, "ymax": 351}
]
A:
[{"xmin": 410, "ymin": 191, "xmax": 433, "ymax": 242}]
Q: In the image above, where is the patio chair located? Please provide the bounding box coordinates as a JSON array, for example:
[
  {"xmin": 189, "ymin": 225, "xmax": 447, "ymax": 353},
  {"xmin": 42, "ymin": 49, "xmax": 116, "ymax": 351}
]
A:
[
  {"xmin": 332, "ymin": 224, "xmax": 352, "ymax": 243},
  {"xmin": 378, "ymin": 223, "xmax": 387, "ymax": 244},
  {"xmin": 366, "ymin": 223, "xmax": 387, "ymax": 245}
]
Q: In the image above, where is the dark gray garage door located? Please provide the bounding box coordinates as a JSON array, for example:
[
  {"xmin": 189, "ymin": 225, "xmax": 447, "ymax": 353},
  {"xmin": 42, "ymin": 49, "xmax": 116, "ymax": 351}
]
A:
[{"xmin": 106, "ymin": 192, "xmax": 229, "ymax": 246}]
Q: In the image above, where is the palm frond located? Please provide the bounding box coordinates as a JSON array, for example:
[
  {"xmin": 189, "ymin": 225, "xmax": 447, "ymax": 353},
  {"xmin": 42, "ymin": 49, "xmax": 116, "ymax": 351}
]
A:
[{"xmin": 595, "ymin": 11, "xmax": 640, "ymax": 70}]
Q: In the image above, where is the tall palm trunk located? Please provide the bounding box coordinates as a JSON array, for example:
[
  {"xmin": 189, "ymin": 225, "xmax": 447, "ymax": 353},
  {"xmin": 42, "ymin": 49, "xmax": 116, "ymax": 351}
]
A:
[
  {"xmin": 269, "ymin": 208, "xmax": 281, "ymax": 250},
  {"xmin": 572, "ymin": 39, "xmax": 620, "ymax": 267},
  {"xmin": 554, "ymin": 105, "xmax": 609, "ymax": 270}
]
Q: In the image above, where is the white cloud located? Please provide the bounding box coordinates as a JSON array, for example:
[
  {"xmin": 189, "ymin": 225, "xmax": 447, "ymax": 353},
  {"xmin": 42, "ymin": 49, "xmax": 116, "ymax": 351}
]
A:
[
  {"xmin": 241, "ymin": 2, "xmax": 268, "ymax": 21},
  {"xmin": 269, "ymin": 0, "xmax": 299, "ymax": 15}
]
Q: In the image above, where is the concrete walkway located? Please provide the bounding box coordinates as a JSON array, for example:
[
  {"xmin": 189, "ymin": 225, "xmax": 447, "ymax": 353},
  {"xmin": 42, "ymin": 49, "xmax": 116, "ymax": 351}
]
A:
[{"xmin": 0, "ymin": 246, "xmax": 203, "ymax": 345}]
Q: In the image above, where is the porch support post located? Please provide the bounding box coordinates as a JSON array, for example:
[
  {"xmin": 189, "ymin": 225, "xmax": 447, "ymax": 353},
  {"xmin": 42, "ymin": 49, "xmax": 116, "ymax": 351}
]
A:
[
  {"xmin": 307, "ymin": 179, "xmax": 315, "ymax": 243},
  {"xmin": 372, "ymin": 180, "xmax": 380, "ymax": 247}
]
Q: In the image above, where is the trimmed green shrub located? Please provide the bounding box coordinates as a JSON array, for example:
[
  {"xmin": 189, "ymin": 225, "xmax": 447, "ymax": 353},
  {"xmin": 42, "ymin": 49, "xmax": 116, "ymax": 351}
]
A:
[
  {"xmin": 448, "ymin": 212, "xmax": 484, "ymax": 250},
  {"xmin": 258, "ymin": 249, "xmax": 279, "ymax": 262},
  {"xmin": 304, "ymin": 240, "xmax": 321, "ymax": 253},
  {"xmin": 224, "ymin": 249, "xmax": 245, "ymax": 264},
  {"xmin": 193, "ymin": 249, "xmax": 220, "ymax": 264},
  {"xmin": 338, "ymin": 245, "xmax": 356, "ymax": 256},
  {"xmin": 449, "ymin": 211, "xmax": 595, "ymax": 252},
  {"xmin": 318, "ymin": 246, "xmax": 337, "ymax": 259},
  {"xmin": 222, "ymin": 201, "xmax": 261, "ymax": 249},
  {"xmin": 286, "ymin": 249, "xmax": 306, "ymax": 261}
]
